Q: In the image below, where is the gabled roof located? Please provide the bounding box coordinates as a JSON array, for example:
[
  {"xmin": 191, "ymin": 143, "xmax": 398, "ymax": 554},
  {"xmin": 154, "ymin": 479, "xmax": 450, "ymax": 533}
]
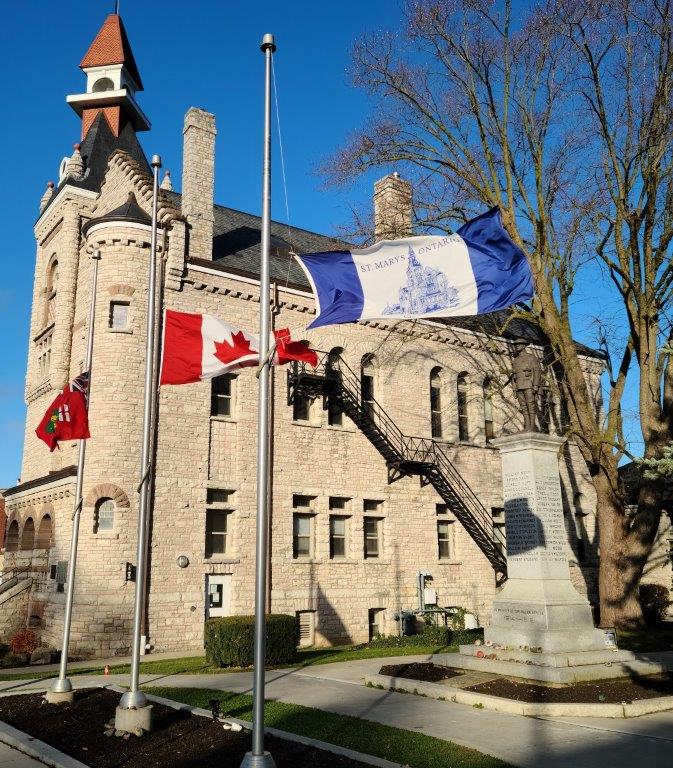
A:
[{"xmin": 80, "ymin": 13, "xmax": 143, "ymax": 91}]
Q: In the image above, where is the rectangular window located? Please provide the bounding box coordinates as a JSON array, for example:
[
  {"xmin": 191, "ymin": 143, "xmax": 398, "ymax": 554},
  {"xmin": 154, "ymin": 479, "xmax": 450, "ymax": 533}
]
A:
[
  {"xmin": 437, "ymin": 520, "xmax": 453, "ymax": 560},
  {"xmin": 430, "ymin": 385, "xmax": 442, "ymax": 438},
  {"xmin": 293, "ymin": 514, "xmax": 312, "ymax": 558},
  {"xmin": 330, "ymin": 515, "xmax": 348, "ymax": 559},
  {"xmin": 491, "ymin": 507, "xmax": 506, "ymax": 557},
  {"xmin": 109, "ymin": 301, "xmax": 129, "ymax": 330},
  {"xmin": 207, "ymin": 489, "xmax": 233, "ymax": 505},
  {"xmin": 362, "ymin": 373, "xmax": 375, "ymax": 419},
  {"xmin": 205, "ymin": 510, "xmax": 229, "ymax": 557},
  {"xmin": 363, "ymin": 499, "xmax": 382, "ymax": 514},
  {"xmin": 293, "ymin": 494, "xmax": 315, "ymax": 509},
  {"xmin": 458, "ymin": 390, "xmax": 469, "ymax": 441},
  {"xmin": 328, "ymin": 398, "xmax": 343, "ymax": 426},
  {"xmin": 56, "ymin": 560, "xmax": 68, "ymax": 593},
  {"xmin": 36, "ymin": 331, "xmax": 53, "ymax": 381},
  {"xmin": 293, "ymin": 393, "xmax": 311, "ymax": 422},
  {"xmin": 297, "ymin": 610, "xmax": 315, "ymax": 647},
  {"xmin": 329, "ymin": 496, "xmax": 349, "ymax": 511},
  {"xmin": 211, "ymin": 374, "xmax": 235, "ymax": 417},
  {"xmin": 364, "ymin": 517, "xmax": 381, "ymax": 559},
  {"xmin": 368, "ymin": 608, "xmax": 384, "ymax": 640}
]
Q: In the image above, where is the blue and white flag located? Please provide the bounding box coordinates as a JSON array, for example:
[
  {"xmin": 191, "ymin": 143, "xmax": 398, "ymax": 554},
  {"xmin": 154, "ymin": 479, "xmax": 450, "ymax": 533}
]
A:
[{"xmin": 295, "ymin": 207, "xmax": 533, "ymax": 329}]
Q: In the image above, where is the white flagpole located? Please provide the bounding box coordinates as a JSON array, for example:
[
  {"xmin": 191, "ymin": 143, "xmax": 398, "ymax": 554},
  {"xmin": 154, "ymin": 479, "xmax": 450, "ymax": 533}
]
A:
[
  {"xmin": 116, "ymin": 154, "xmax": 161, "ymax": 731},
  {"xmin": 241, "ymin": 33, "xmax": 276, "ymax": 768},
  {"xmin": 46, "ymin": 249, "xmax": 101, "ymax": 703}
]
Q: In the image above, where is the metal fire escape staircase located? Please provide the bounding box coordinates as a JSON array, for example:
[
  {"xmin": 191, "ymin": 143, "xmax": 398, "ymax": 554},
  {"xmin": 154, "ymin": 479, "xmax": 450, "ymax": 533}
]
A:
[{"xmin": 287, "ymin": 353, "xmax": 507, "ymax": 582}]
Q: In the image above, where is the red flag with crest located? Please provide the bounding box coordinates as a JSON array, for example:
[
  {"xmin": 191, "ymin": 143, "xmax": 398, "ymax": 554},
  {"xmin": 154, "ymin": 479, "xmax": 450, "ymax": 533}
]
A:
[{"xmin": 35, "ymin": 372, "xmax": 91, "ymax": 451}]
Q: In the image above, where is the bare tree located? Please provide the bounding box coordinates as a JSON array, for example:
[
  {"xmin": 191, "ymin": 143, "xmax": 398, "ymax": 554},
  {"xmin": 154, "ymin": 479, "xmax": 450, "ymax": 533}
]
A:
[{"xmin": 324, "ymin": 0, "xmax": 673, "ymax": 628}]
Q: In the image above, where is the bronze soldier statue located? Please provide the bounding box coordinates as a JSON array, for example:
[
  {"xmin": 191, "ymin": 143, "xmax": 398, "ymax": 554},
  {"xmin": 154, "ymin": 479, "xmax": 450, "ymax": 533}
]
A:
[{"xmin": 510, "ymin": 341, "xmax": 542, "ymax": 432}]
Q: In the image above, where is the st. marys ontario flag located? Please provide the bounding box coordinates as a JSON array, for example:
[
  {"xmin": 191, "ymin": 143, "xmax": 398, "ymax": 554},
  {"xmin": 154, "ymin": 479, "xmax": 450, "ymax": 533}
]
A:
[
  {"xmin": 160, "ymin": 310, "xmax": 318, "ymax": 386},
  {"xmin": 294, "ymin": 207, "xmax": 533, "ymax": 329}
]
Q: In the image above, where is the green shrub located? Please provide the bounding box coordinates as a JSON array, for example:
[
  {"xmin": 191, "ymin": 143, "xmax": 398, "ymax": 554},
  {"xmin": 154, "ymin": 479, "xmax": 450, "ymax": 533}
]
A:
[
  {"xmin": 421, "ymin": 624, "xmax": 452, "ymax": 646},
  {"xmin": 204, "ymin": 614, "xmax": 298, "ymax": 668},
  {"xmin": 639, "ymin": 583, "xmax": 670, "ymax": 626},
  {"xmin": 368, "ymin": 627, "xmax": 483, "ymax": 649}
]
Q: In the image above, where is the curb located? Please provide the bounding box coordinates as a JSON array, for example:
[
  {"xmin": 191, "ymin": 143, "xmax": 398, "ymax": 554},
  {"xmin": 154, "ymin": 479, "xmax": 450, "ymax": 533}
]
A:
[
  {"xmin": 106, "ymin": 686, "xmax": 404, "ymax": 768},
  {"xmin": 0, "ymin": 719, "xmax": 89, "ymax": 768},
  {"xmin": 364, "ymin": 673, "xmax": 673, "ymax": 719}
]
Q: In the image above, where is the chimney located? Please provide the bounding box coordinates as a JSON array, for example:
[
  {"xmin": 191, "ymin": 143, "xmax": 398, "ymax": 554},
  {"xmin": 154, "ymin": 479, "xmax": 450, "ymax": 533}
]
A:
[
  {"xmin": 182, "ymin": 107, "xmax": 216, "ymax": 259},
  {"xmin": 373, "ymin": 172, "xmax": 412, "ymax": 240}
]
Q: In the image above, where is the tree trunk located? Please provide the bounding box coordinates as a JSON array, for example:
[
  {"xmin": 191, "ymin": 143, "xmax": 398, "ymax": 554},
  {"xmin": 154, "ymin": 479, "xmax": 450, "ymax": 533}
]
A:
[{"xmin": 593, "ymin": 471, "xmax": 641, "ymax": 628}]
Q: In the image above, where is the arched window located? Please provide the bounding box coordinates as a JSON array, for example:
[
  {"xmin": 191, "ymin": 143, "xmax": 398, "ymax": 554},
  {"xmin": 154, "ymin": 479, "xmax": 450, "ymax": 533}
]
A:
[
  {"xmin": 35, "ymin": 515, "xmax": 53, "ymax": 550},
  {"xmin": 20, "ymin": 518, "xmax": 35, "ymax": 551},
  {"xmin": 327, "ymin": 347, "xmax": 344, "ymax": 426},
  {"xmin": 430, "ymin": 367, "xmax": 443, "ymax": 439},
  {"xmin": 361, "ymin": 355, "xmax": 376, "ymax": 419},
  {"xmin": 92, "ymin": 77, "xmax": 115, "ymax": 92},
  {"xmin": 483, "ymin": 377, "xmax": 495, "ymax": 442},
  {"xmin": 6, "ymin": 520, "xmax": 19, "ymax": 552},
  {"xmin": 457, "ymin": 373, "xmax": 469, "ymax": 442},
  {"xmin": 95, "ymin": 498, "xmax": 115, "ymax": 533},
  {"xmin": 46, "ymin": 257, "xmax": 58, "ymax": 324}
]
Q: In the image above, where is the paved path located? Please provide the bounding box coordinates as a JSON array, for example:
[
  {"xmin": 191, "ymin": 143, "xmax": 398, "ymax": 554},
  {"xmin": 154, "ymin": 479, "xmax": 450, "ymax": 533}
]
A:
[
  {"xmin": 0, "ymin": 742, "xmax": 48, "ymax": 767},
  {"xmin": 2, "ymin": 655, "xmax": 673, "ymax": 768}
]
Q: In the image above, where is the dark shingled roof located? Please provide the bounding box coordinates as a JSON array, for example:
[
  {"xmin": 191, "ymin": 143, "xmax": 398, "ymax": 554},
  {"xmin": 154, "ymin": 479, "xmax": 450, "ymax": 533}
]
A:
[
  {"xmin": 39, "ymin": 112, "xmax": 149, "ymax": 221},
  {"xmin": 82, "ymin": 191, "xmax": 150, "ymax": 236},
  {"xmin": 164, "ymin": 189, "xmax": 603, "ymax": 360}
]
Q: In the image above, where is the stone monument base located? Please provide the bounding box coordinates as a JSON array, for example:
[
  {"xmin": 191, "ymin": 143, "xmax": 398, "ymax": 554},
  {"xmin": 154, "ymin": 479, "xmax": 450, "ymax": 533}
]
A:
[{"xmin": 434, "ymin": 647, "xmax": 666, "ymax": 685}]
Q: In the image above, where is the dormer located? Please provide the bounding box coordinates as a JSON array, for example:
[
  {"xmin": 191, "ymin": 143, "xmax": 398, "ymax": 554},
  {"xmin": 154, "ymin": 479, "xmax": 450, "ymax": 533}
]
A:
[{"xmin": 66, "ymin": 13, "xmax": 150, "ymax": 139}]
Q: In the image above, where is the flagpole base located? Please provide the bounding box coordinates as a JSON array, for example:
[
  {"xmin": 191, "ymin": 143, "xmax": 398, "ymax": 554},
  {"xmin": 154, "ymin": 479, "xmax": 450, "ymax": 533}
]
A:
[
  {"xmin": 44, "ymin": 689, "xmax": 74, "ymax": 705},
  {"xmin": 240, "ymin": 751, "xmax": 276, "ymax": 768},
  {"xmin": 114, "ymin": 704, "xmax": 153, "ymax": 734}
]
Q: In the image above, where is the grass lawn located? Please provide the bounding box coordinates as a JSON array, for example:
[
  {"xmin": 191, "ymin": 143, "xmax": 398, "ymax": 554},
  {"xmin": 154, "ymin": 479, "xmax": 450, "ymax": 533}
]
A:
[
  {"xmin": 147, "ymin": 685, "xmax": 511, "ymax": 768},
  {"xmin": 0, "ymin": 642, "xmax": 455, "ymax": 682}
]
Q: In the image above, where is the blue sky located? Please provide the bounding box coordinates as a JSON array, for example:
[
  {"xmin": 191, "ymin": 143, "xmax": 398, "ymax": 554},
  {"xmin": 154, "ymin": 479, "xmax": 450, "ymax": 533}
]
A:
[{"xmin": 0, "ymin": 1, "xmax": 639, "ymax": 487}]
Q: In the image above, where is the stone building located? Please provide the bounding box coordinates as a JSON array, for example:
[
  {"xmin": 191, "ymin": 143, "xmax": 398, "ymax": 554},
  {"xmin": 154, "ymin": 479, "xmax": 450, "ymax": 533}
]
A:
[{"xmin": 2, "ymin": 12, "xmax": 668, "ymax": 657}]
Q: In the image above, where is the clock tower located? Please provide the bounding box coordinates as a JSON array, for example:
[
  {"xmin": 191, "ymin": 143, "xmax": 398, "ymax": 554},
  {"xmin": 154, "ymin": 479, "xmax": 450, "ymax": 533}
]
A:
[{"xmin": 66, "ymin": 13, "xmax": 150, "ymax": 140}]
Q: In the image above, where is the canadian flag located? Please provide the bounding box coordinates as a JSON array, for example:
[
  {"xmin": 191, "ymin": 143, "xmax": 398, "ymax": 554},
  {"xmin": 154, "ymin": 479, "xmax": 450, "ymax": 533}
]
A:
[{"xmin": 160, "ymin": 310, "xmax": 318, "ymax": 386}]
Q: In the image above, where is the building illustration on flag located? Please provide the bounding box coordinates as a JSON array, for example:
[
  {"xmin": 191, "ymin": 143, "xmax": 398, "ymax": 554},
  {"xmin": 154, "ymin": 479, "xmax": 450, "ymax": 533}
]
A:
[{"xmin": 383, "ymin": 245, "xmax": 459, "ymax": 316}]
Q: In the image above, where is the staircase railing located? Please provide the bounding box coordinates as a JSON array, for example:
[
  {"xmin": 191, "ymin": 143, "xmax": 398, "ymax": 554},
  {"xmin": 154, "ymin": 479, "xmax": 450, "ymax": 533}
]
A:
[{"xmin": 288, "ymin": 352, "xmax": 507, "ymax": 579}]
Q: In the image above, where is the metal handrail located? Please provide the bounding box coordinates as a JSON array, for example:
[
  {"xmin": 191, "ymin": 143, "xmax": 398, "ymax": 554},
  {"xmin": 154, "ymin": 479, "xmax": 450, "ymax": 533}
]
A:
[{"xmin": 291, "ymin": 352, "xmax": 506, "ymax": 572}]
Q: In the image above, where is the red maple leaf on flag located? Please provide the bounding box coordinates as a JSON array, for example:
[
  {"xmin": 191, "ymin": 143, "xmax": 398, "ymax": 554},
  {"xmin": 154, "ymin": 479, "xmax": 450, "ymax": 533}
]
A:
[{"xmin": 213, "ymin": 330, "xmax": 257, "ymax": 367}]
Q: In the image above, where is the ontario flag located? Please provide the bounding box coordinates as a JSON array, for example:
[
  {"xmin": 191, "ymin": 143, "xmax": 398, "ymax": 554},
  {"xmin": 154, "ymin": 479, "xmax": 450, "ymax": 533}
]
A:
[
  {"xmin": 159, "ymin": 309, "xmax": 318, "ymax": 386},
  {"xmin": 35, "ymin": 371, "xmax": 91, "ymax": 452}
]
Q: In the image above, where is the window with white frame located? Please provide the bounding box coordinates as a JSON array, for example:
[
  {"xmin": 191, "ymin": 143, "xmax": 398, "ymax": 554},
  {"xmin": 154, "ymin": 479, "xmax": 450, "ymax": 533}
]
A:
[
  {"xmin": 293, "ymin": 514, "xmax": 312, "ymax": 558},
  {"xmin": 364, "ymin": 515, "xmax": 382, "ymax": 559},
  {"xmin": 95, "ymin": 498, "xmax": 115, "ymax": 533},
  {"xmin": 483, "ymin": 377, "xmax": 495, "ymax": 441},
  {"xmin": 329, "ymin": 516, "xmax": 348, "ymax": 559},
  {"xmin": 205, "ymin": 489, "xmax": 234, "ymax": 558},
  {"xmin": 368, "ymin": 608, "xmax": 384, "ymax": 640},
  {"xmin": 109, "ymin": 301, "xmax": 130, "ymax": 330},
  {"xmin": 436, "ymin": 504, "xmax": 455, "ymax": 560},
  {"xmin": 211, "ymin": 374, "xmax": 236, "ymax": 417},
  {"xmin": 457, "ymin": 373, "xmax": 469, "ymax": 441}
]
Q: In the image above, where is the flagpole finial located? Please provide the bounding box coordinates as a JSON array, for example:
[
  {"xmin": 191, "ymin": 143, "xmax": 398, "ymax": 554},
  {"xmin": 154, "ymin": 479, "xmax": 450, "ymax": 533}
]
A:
[
  {"xmin": 92, "ymin": 249, "xmax": 101, "ymax": 261},
  {"xmin": 151, "ymin": 154, "xmax": 162, "ymax": 168},
  {"xmin": 260, "ymin": 33, "xmax": 276, "ymax": 53}
]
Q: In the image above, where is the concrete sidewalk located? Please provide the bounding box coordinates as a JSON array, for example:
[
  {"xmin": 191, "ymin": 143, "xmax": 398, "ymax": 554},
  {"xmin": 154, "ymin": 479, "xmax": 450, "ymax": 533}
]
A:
[
  {"xmin": 0, "ymin": 742, "xmax": 49, "ymax": 767},
  {"xmin": 2, "ymin": 655, "xmax": 673, "ymax": 768}
]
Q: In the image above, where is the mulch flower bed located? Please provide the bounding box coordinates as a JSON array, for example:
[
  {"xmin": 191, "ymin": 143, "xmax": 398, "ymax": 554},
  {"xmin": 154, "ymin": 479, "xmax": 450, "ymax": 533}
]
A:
[
  {"xmin": 465, "ymin": 674, "xmax": 673, "ymax": 704},
  {"xmin": 0, "ymin": 688, "xmax": 371, "ymax": 768},
  {"xmin": 379, "ymin": 662, "xmax": 461, "ymax": 682},
  {"xmin": 377, "ymin": 661, "xmax": 673, "ymax": 704}
]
